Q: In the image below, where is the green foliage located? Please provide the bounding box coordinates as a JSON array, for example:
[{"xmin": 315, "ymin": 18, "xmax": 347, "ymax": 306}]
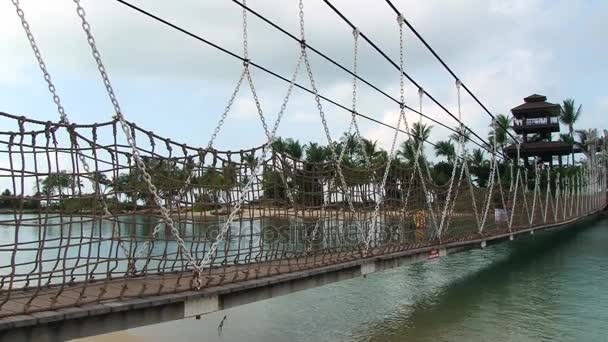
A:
[
  {"xmin": 469, "ymin": 148, "xmax": 491, "ymax": 187},
  {"xmin": 434, "ymin": 140, "xmax": 456, "ymax": 162},
  {"xmin": 431, "ymin": 161, "xmax": 454, "ymax": 185},
  {"xmin": 560, "ymin": 99, "xmax": 582, "ymax": 136},
  {"xmin": 40, "ymin": 171, "xmax": 82, "ymax": 196},
  {"xmin": 487, "ymin": 114, "xmax": 513, "ymax": 148}
]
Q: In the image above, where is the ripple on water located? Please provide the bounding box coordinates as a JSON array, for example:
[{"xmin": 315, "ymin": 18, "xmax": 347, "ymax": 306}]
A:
[{"xmin": 88, "ymin": 219, "xmax": 608, "ymax": 342}]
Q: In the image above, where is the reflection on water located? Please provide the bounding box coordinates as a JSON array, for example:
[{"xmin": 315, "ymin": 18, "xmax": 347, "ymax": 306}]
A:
[
  {"xmin": 0, "ymin": 213, "xmax": 365, "ymax": 286},
  {"xmin": 80, "ymin": 218, "xmax": 608, "ymax": 342}
]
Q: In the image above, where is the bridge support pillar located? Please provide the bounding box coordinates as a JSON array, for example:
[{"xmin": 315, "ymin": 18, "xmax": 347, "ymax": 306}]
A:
[
  {"xmin": 184, "ymin": 295, "xmax": 220, "ymax": 318},
  {"xmin": 530, "ymin": 230, "xmax": 535, "ymax": 235},
  {"xmin": 509, "ymin": 235, "xmax": 514, "ymax": 241},
  {"xmin": 360, "ymin": 261, "xmax": 376, "ymax": 276},
  {"xmin": 480, "ymin": 241, "xmax": 487, "ymax": 249}
]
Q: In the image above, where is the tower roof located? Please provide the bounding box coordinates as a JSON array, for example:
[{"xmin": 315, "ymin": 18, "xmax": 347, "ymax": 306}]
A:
[
  {"xmin": 511, "ymin": 94, "xmax": 560, "ymax": 117},
  {"xmin": 524, "ymin": 94, "xmax": 547, "ymax": 102}
]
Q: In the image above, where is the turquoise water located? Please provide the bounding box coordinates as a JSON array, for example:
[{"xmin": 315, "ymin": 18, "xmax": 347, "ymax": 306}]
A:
[{"xmin": 105, "ymin": 217, "xmax": 608, "ymax": 342}]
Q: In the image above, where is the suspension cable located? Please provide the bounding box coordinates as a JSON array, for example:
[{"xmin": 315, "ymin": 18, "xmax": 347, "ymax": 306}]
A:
[
  {"xmin": 320, "ymin": 0, "xmax": 507, "ymax": 162},
  {"xmin": 114, "ymin": 0, "xmax": 455, "ymax": 154},
  {"xmin": 228, "ymin": 0, "xmax": 496, "ymax": 157},
  {"xmin": 383, "ymin": 0, "xmax": 519, "ymax": 144}
]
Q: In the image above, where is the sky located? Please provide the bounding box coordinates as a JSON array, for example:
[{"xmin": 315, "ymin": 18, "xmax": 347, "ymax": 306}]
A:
[{"xmin": 1, "ymin": 0, "xmax": 607, "ymax": 192}]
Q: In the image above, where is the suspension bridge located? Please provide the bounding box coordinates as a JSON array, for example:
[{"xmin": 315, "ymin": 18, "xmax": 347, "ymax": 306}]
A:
[{"xmin": 2, "ymin": 1, "xmax": 607, "ymax": 341}]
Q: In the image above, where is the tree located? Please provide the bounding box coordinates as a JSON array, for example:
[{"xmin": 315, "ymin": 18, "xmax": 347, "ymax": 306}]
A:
[
  {"xmin": 398, "ymin": 140, "xmax": 417, "ymax": 165},
  {"xmin": 220, "ymin": 162, "xmax": 238, "ymax": 206},
  {"xmin": 88, "ymin": 171, "xmax": 112, "ymax": 195},
  {"xmin": 40, "ymin": 171, "xmax": 81, "ymax": 197},
  {"xmin": 469, "ymin": 148, "xmax": 491, "ymax": 187},
  {"xmin": 434, "ymin": 140, "xmax": 456, "ymax": 162},
  {"xmin": 560, "ymin": 99, "xmax": 582, "ymax": 164},
  {"xmin": 300, "ymin": 142, "xmax": 329, "ymax": 206},
  {"xmin": 487, "ymin": 114, "xmax": 513, "ymax": 150},
  {"xmin": 560, "ymin": 99, "xmax": 582, "ymax": 139},
  {"xmin": 113, "ymin": 157, "xmax": 190, "ymax": 208},
  {"xmin": 284, "ymin": 138, "xmax": 304, "ymax": 160},
  {"xmin": 0, "ymin": 189, "xmax": 13, "ymax": 209},
  {"xmin": 449, "ymin": 127, "xmax": 470, "ymax": 144},
  {"xmin": 575, "ymin": 129, "xmax": 599, "ymax": 159}
]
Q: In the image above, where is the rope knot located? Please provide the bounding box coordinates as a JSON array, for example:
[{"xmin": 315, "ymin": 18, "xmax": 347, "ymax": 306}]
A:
[
  {"xmin": 127, "ymin": 259, "xmax": 137, "ymax": 276},
  {"xmin": 418, "ymin": 87, "xmax": 424, "ymax": 98},
  {"xmin": 92, "ymin": 124, "xmax": 98, "ymax": 141},
  {"xmin": 352, "ymin": 28, "xmax": 359, "ymax": 39},
  {"xmin": 18, "ymin": 117, "xmax": 25, "ymax": 133},
  {"xmin": 299, "ymin": 39, "xmax": 306, "ymax": 49},
  {"xmin": 455, "ymin": 79, "xmax": 462, "ymax": 88},
  {"xmin": 242, "ymin": 58, "xmax": 250, "ymax": 67}
]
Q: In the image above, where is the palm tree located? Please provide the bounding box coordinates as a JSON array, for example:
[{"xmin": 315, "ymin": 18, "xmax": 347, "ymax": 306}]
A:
[
  {"xmin": 302, "ymin": 142, "xmax": 329, "ymax": 206},
  {"xmin": 487, "ymin": 114, "xmax": 513, "ymax": 150},
  {"xmin": 434, "ymin": 140, "xmax": 456, "ymax": 162},
  {"xmin": 560, "ymin": 99, "xmax": 582, "ymax": 139},
  {"xmin": 396, "ymin": 123, "xmax": 432, "ymax": 168},
  {"xmin": 397, "ymin": 140, "xmax": 417, "ymax": 165},
  {"xmin": 220, "ymin": 162, "xmax": 238, "ymax": 207},
  {"xmin": 40, "ymin": 171, "xmax": 82, "ymax": 197},
  {"xmin": 575, "ymin": 129, "xmax": 599, "ymax": 159},
  {"xmin": 449, "ymin": 126, "xmax": 470, "ymax": 144},
  {"xmin": 405, "ymin": 122, "xmax": 432, "ymax": 166},
  {"xmin": 284, "ymin": 138, "xmax": 304, "ymax": 160},
  {"xmin": 469, "ymin": 148, "xmax": 491, "ymax": 187},
  {"xmin": 411, "ymin": 122, "xmax": 433, "ymax": 149},
  {"xmin": 339, "ymin": 132, "xmax": 358, "ymax": 163},
  {"xmin": 560, "ymin": 99, "xmax": 582, "ymax": 165}
]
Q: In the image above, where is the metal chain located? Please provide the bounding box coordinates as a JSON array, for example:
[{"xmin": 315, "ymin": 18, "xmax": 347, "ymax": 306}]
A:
[
  {"xmin": 12, "ymin": 0, "xmax": 67, "ymax": 123},
  {"xmin": 11, "ymin": 0, "xmax": 132, "ymax": 262},
  {"xmin": 297, "ymin": 0, "xmax": 360, "ymax": 245},
  {"xmin": 72, "ymin": 0, "xmax": 204, "ymax": 280},
  {"xmin": 444, "ymin": 157, "xmax": 468, "ymax": 234},
  {"xmin": 401, "ymin": 88, "xmax": 425, "ymax": 216},
  {"xmin": 478, "ymin": 120, "xmax": 499, "ymax": 233},
  {"xmin": 136, "ymin": 0, "xmax": 298, "ymax": 259},
  {"xmin": 436, "ymin": 80, "xmax": 466, "ymax": 238},
  {"xmin": 364, "ymin": 15, "xmax": 410, "ymax": 250},
  {"xmin": 529, "ymin": 164, "xmax": 540, "ymax": 224},
  {"xmin": 245, "ymin": 67, "xmax": 299, "ymax": 206},
  {"xmin": 508, "ymin": 144, "xmax": 522, "ymax": 230},
  {"xmin": 200, "ymin": 54, "xmax": 303, "ymax": 269}
]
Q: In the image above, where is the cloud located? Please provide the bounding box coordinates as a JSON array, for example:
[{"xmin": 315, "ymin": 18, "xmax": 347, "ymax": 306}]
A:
[{"xmin": 1, "ymin": 0, "xmax": 606, "ymax": 154}]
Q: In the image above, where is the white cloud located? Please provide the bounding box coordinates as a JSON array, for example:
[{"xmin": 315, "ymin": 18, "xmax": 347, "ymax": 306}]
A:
[{"xmin": 1, "ymin": 0, "xmax": 606, "ymax": 153}]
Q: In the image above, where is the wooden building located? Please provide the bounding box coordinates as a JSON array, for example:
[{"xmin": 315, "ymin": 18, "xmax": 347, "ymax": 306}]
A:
[{"xmin": 504, "ymin": 94, "xmax": 572, "ymax": 167}]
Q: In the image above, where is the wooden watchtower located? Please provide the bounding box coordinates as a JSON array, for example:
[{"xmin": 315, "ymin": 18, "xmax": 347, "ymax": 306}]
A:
[{"xmin": 504, "ymin": 94, "xmax": 572, "ymax": 167}]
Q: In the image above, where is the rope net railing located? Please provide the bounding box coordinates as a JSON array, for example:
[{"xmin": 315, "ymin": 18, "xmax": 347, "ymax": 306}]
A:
[{"xmin": 0, "ymin": 112, "xmax": 606, "ymax": 318}]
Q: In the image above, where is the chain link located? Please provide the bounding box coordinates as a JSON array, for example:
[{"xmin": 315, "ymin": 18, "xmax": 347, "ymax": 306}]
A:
[
  {"xmin": 245, "ymin": 67, "xmax": 299, "ymax": 205},
  {"xmin": 71, "ymin": 0, "xmax": 205, "ymax": 282},
  {"xmin": 12, "ymin": 0, "xmax": 67, "ymax": 123},
  {"xmin": 477, "ymin": 119, "xmax": 499, "ymax": 233},
  {"xmin": 435, "ymin": 80, "xmax": 466, "ymax": 238},
  {"xmin": 297, "ymin": 0, "xmax": 363, "ymax": 247},
  {"xmin": 201, "ymin": 53, "xmax": 303, "ymax": 269},
  {"xmin": 11, "ymin": 0, "xmax": 133, "ymax": 262},
  {"xmin": 364, "ymin": 16, "xmax": 408, "ymax": 249}
]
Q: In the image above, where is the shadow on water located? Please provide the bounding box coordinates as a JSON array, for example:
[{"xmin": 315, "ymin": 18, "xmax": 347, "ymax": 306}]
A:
[{"xmin": 359, "ymin": 217, "xmax": 604, "ymax": 342}]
